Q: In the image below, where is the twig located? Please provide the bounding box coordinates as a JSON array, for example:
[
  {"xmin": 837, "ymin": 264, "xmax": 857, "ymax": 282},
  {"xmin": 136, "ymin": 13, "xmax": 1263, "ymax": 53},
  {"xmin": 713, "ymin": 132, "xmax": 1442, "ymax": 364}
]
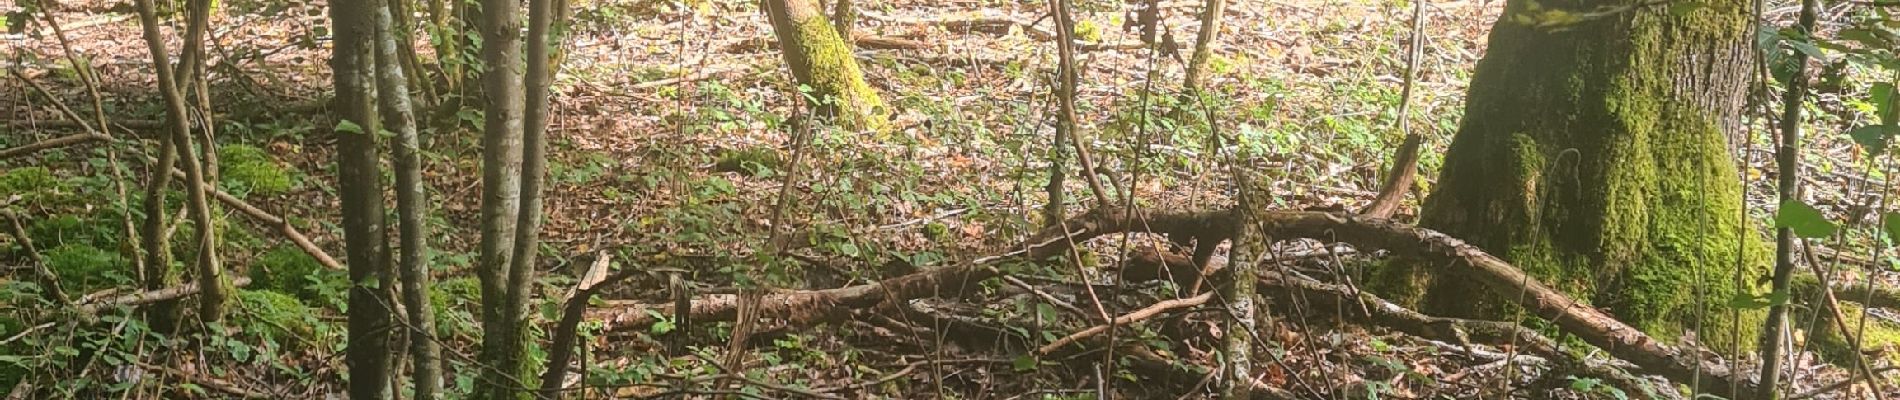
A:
[
  {"xmin": 1001, "ymin": 273, "xmax": 1089, "ymax": 318},
  {"xmin": 1037, "ymin": 292, "xmax": 1213, "ymax": 354},
  {"xmin": 145, "ymin": 159, "xmax": 344, "ymax": 270},
  {"xmin": 131, "ymin": 360, "xmax": 271, "ymax": 399},
  {"xmin": 0, "ymin": 322, "xmax": 54, "ymax": 347},
  {"xmin": 1788, "ymin": 367, "xmax": 1900, "ymax": 400},
  {"xmin": 2, "ymin": 210, "xmax": 69, "ymax": 304},
  {"xmin": 0, "ymin": 131, "xmax": 110, "ymax": 158}
]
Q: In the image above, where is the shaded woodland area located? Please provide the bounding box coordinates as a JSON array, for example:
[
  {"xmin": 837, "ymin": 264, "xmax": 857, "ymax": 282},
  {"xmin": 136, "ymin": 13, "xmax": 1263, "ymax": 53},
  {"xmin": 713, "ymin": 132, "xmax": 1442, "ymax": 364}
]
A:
[{"xmin": 3, "ymin": 0, "xmax": 1900, "ymax": 398}]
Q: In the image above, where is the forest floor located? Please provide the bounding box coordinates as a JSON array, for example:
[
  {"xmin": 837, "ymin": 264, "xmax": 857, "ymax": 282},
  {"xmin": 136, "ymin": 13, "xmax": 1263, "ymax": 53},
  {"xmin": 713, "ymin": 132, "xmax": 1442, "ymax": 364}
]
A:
[{"xmin": 5, "ymin": 0, "xmax": 1900, "ymax": 398}]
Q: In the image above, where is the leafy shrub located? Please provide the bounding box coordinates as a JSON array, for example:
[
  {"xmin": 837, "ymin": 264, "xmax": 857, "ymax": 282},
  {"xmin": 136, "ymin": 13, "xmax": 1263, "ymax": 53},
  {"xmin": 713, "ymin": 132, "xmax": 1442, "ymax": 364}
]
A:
[
  {"xmin": 431, "ymin": 276, "xmax": 482, "ymax": 340},
  {"xmin": 218, "ymin": 144, "xmax": 295, "ymax": 196},
  {"xmin": 0, "ymin": 167, "xmax": 66, "ymax": 207}
]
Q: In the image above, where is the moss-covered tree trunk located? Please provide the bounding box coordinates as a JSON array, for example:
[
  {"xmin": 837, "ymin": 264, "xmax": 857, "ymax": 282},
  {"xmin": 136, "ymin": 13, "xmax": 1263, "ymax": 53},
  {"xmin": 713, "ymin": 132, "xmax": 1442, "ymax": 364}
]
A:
[
  {"xmin": 1381, "ymin": 0, "xmax": 1762, "ymax": 349},
  {"xmin": 764, "ymin": 0, "xmax": 887, "ymax": 132}
]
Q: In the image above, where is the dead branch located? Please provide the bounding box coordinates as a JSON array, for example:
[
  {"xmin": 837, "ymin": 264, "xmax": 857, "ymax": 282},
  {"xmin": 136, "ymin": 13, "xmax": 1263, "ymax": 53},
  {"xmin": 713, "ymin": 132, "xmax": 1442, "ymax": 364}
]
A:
[
  {"xmin": 852, "ymin": 34, "xmax": 930, "ymax": 50},
  {"xmin": 0, "ymin": 133, "xmax": 112, "ymax": 160},
  {"xmin": 1795, "ymin": 273, "xmax": 1900, "ymax": 310},
  {"xmin": 132, "ymin": 360, "xmax": 271, "ymax": 399},
  {"xmin": 590, "ymin": 218, "xmax": 1092, "ymax": 331},
  {"xmin": 1361, "ymin": 0, "xmax": 1428, "ymax": 219},
  {"xmin": 858, "ymin": 11, "xmax": 1055, "ymax": 39},
  {"xmin": 3, "ymin": 119, "xmax": 165, "ymax": 131},
  {"xmin": 3, "ymin": 211, "xmax": 70, "ymax": 304},
  {"xmin": 76, "ymin": 276, "xmax": 253, "ymax": 314},
  {"xmin": 1037, "ymin": 292, "xmax": 1213, "ymax": 354},
  {"xmin": 589, "ymin": 207, "xmax": 1759, "ymax": 398},
  {"xmin": 155, "ymin": 163, "xmax": 345, "ymax": 271},
  {"xmin": 1237, "ymin": 211, "xmax": 1761, "ymax": 399},
  {"xmin": 539, "ymin": 252, "xmax": 623, "ymax": 398}
]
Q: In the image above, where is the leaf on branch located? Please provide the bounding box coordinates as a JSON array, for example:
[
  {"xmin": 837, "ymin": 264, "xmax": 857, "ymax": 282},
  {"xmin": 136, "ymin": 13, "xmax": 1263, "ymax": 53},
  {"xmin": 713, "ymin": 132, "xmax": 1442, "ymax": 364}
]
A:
[
  {"xmin": 1847, "ymin": 125, "xmax": 1896, "ymax": 155},
  {"xmin": 1775, "ymin": 199, "xmax": 1837, "ymax": 239},
  {"xmin": 1882, "ymin": 212, "xmax": 1900, "ymax": 243},
  {"xmin": 334, "ymin": 120, "xmax": 366, "ymax": 135}
]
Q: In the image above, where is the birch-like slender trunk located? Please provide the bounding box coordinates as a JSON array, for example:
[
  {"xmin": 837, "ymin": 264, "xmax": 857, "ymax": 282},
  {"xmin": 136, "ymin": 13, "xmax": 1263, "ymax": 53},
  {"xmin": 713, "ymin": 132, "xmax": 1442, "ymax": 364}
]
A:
[
  {"xmin": 332, "ymin": 0, "xmax": 397, "ymax": 396},
  {"xmin": 371, "ymin": 0, "xmax": 445, "ymax": 396},
  {"xmin": 473, "ymin": 0, "xmax": 527, "ymax": 394}
]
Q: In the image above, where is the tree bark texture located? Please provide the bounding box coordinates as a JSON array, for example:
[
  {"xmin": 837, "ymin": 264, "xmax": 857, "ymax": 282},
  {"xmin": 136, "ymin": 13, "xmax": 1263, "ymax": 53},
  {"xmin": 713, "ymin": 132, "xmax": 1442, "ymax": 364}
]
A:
[
  {"xmin": 1384, "ymin": 0, "xmax": 1762, "ymax": 351},
  {"xmin": 332, "ymin": 0, "xmax": 396, "ymax": 396},
  {"xmin": 764, "ymin": 0, "xmax": 888, "ymax": 131},
  {"xmin": 372, "ymin": 0, "xmax": 444, "ymax": 395}
]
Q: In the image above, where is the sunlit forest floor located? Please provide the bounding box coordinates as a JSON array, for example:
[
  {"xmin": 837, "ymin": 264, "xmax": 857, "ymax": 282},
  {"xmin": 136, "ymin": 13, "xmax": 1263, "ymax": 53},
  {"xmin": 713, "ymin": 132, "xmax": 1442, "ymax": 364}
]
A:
[{"xmin": 5, "ymin": 0, "xmax": 1900, "ymax": 397}]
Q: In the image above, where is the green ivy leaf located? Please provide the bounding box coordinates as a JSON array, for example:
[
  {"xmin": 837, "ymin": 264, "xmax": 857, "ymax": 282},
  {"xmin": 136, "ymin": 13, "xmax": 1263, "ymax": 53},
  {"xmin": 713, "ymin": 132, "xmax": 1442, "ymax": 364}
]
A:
[
  {"xmin": 1012, "ymin": 354, "xmax": 1038, "ymax": 372},
  {"xmin": 334, "ymin": 119, "xmax": 365, "ymax": 135},
  {"xmin": 1883, "ymin": 212, "xmax": 1900, "ymax": 243},
  {"xmin": 1775, "ymin": 199, "xmax": 1837, "ymax": 239},
  {"xmin": 1874, "ymin": 82, "xmax": 1895, "ymax": 126},
  {"xmin": 1847, "ymin": 125, "xmax": 1895, "ymax": 155},
  {"xmin": 1727, "ymin": 293, "xmax": 1769, "ymax": 309},
  {"xmin": 1786, "ymin": 39, "xmax": 1826, "ymax": 59}
]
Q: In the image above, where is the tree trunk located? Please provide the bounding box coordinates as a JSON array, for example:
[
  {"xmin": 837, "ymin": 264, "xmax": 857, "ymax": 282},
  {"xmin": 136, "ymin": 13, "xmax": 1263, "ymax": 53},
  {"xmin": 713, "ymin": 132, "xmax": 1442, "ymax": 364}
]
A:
[
  {"xmin": 1222, "ymin": 171, "xmax": 1262, "ymax": 399},
  {"xmin": 474, "ymin": 0, "xmax": 527, "ymax": 394},
  {"xmin": 332, "ymin": 0, "xmax": 396, "ymax": 396},
  {"xmin": 1384, "ymin": 0, "xmax": 1761, "ymax": 353},
  {"xmin": 372, "ymin": 0, "xmax": 444, "ymax": 395},
  {"xmin": 764, "ymin": 0, "xmax": 888, "ymax": 131},
  {"xmin": 1182, "ymin": 0, "xmax": 1226, "ymax": 91},
  {"xmin": 132, "ymin": 0, "xmax": 229, "ymax": 327}
]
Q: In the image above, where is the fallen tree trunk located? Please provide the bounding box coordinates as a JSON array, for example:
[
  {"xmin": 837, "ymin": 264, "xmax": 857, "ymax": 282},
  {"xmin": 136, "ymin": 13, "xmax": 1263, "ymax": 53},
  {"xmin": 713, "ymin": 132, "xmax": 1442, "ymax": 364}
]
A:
[{"xmin": 589, "ymin": 208, "xmax": 1761, "ymax": 398}]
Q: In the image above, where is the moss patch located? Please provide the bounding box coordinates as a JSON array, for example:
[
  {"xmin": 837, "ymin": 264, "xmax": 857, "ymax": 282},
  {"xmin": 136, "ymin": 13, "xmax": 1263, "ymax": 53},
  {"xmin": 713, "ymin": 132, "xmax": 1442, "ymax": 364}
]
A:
[
  {"xmin": 250, "ymin": 246, "xmax": 343, "ymax": 303},
  {"xmin": 218, "ymin": 144, "xmax": 296, "ymax": 196},
  {"xmin": 773, "ymin": 2, "xmax": 888, "ymax": 132},
  {"xmin": 237, "ymin": 289, "xmax": 334, "ymax": 349},
  {"xmin": 1802, "ymin": 302, "xmax": 1900, "ymax": 367},
  {"xmin": 45, "ymin": 244, "xmax": 132, "ymax": 292}
]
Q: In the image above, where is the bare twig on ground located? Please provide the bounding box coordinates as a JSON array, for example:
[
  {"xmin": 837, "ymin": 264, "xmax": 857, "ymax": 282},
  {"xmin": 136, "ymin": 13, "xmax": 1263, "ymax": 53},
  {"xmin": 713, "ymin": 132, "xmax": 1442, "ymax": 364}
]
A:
[{"xmin": 1037, "ymin": 292, "xmax": 1214, "ymax": 354}]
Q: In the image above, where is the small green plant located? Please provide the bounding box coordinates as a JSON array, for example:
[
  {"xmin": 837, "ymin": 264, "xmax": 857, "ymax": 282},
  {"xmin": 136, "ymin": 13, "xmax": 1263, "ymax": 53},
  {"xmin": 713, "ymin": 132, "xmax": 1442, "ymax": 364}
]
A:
[
  {"xmin": 237, "ymin": 289, "xmax": 332, "ymax": 350},
  {"xmin": 251, "ymin": 246, "xmax": 343, "ymax": 303},
  {"xmin": 713, "ymin": 146, "xmax": 785, "ymax": 177}
]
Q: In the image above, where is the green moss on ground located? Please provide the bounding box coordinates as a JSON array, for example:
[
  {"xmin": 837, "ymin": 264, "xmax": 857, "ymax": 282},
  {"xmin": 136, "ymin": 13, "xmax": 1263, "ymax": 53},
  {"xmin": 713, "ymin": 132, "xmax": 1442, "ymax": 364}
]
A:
[{"xmin": 218, "ymin": 144, "xmax": 296, "ymax": 196}]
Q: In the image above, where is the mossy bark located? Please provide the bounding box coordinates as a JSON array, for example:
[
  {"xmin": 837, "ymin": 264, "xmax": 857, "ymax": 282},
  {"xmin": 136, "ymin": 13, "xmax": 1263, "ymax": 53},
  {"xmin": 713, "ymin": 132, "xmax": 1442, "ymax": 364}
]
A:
[
  {"xmin": 1380, "ymin": 0, "xmax": 1764, "ymax": 350},
  {"xmin": 765, "ymin": 0, "xmax": 888, "ymax": 132}
]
